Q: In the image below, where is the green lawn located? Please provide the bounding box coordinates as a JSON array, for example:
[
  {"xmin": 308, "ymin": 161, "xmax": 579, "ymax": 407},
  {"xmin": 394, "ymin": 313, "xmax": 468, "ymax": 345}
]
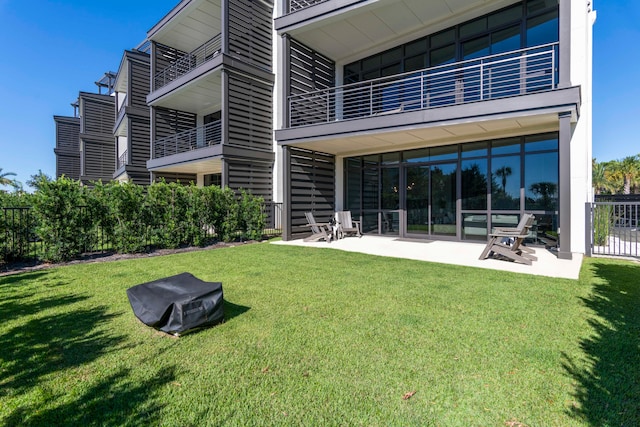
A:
[{"xmin": 1, "ymin": 243, "xmax": 638, "ymax": 426}]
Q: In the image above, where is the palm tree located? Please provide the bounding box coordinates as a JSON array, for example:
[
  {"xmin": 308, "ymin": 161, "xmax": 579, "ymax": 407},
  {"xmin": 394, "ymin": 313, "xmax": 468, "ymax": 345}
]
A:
[
  {"xmin": 495, "ymin": 166, "xmax": 512, "ymax": 192},
  {"xmin": 593, "ymin": 158, "xmax": 620, "ymax": 195},
  {"xmin": 530, "ymin": 181, "xmax": 557, "ymax": 209},
  {"xmin": 0, "ymin": 168, "xmax": 19, "ymax": 188},
  {"xmin": 592, "ymin": 158, "xmax": 606, "ymax": 195},
  {"xmin": 615, "ymin": 155, "xmax": 640, "ymax": 195}
]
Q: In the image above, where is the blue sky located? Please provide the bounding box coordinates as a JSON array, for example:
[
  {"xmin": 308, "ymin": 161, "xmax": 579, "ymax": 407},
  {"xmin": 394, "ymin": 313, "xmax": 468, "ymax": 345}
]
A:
[{"xmin": 0, "ymin": 0, "xmax": 637, "ymax": 189}]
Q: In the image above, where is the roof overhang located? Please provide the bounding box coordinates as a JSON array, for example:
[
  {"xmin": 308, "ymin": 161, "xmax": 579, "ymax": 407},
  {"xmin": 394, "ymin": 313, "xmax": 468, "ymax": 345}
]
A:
[
  {"xmin": 147, "ymin": 0, "xmax": 222, "ymax": 53},
  {"xmin": 276, "ymin": 0, "xmax": 517, "ymax": 62}
]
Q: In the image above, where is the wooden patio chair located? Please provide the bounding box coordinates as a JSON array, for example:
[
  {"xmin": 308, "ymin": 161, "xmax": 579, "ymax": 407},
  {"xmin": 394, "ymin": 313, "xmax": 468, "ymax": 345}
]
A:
[
  {"xmin": 491, "ymin": 213, "xmax": 537, "ymax": 256},
  {"xmin": 303, "ymin": 212, "xmax": 333, "ymax": 243},
  {"xmin": 334, "ymin": 211, "xmax": 362, "ymax": 238},
  {"xmin": 479, "ymin": 213, "xmax": 537, "ymax": 265}
]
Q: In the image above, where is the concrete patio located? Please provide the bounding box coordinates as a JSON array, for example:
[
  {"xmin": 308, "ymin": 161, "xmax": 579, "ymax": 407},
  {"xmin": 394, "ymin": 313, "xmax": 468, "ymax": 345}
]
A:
[{"xmin": 272, "ymin": 235, "xmax": 583, "ymax": 280}]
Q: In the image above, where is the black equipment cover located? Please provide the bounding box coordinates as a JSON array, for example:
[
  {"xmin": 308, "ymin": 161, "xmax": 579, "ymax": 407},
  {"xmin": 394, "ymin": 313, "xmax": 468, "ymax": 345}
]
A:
[{"xmin": 126, "ymin": 272, "xmax": 224, "ymax": 335}]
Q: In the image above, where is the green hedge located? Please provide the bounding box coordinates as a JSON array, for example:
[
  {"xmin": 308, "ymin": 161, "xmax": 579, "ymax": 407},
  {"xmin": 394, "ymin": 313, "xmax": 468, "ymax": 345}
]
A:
[{"xmin": 2, "ymin": 178, "xmax": 266, "ymax": 263}]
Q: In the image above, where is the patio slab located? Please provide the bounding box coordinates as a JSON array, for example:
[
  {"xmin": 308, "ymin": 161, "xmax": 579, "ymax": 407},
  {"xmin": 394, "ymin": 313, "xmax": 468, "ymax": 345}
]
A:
[{"xmin": 272, "ymin": 235, "xmax": 583, "ymax": 280}]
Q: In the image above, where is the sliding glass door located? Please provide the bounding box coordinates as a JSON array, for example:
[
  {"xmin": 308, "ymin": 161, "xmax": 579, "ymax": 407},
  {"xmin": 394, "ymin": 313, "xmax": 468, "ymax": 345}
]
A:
[{"xmin": 404, "ymin": 162, "xmax": 457, "ymax": 237}]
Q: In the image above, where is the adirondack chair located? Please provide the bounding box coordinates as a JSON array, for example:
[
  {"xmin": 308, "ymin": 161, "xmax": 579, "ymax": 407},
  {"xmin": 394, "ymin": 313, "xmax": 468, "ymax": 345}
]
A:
[
  {"xmin": 492, "ymin": 213, "xmax": 536, "ymax": 256},
  {"xmin": 334, "ymin": 211, "xmax": 362, "ymax": 238},
  {"xmin": 479, "ymin": 213, "xmax": 537, "ymax": 265},
  {"xmin": 303, "ymin": 212, "xmax": 333, "ymax": 242}
]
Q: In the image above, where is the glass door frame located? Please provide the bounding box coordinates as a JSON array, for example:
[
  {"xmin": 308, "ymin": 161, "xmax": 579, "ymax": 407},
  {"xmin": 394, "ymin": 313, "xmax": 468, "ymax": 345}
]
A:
[{"xmin": 401, "ymin": 160, "xmax": 460, "ymax": 240}]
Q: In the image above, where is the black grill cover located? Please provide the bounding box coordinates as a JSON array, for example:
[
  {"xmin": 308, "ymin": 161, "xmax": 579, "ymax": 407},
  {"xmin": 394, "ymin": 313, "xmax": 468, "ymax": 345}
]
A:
[{"xmin": 126, "ymin": 272, "xmax": 224, "ymax": 335}]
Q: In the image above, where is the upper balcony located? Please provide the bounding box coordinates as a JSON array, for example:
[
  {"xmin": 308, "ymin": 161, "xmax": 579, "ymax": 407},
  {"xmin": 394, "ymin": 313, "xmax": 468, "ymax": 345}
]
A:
[
  {"xmin": 287, "ymin": 43, "xmax": 558, "ymax": 128},
  {"xmin": 154, "ymin": 34, "xmax": 222, "ymax": 90},
  {"xmin": 147, "ymin": 0, "xmax": 273, "ymax": 112},
  {"xmin": 277, "ymin": 42, "xmax": 581, "ymax": 154},
  {"xmin": 287, "ymin": 0, "xmax": 330, "ymax": 13},
  {"xmin": 152, "ymin": 120, "xmax": 222, "ymax": 159},
  {"xmin": 113, "ymin": 49, "xmax": 150, "ymax": 132},
  {"xmin": 147, "ymin": 120, "xmax": 225, "ymax": 174}
]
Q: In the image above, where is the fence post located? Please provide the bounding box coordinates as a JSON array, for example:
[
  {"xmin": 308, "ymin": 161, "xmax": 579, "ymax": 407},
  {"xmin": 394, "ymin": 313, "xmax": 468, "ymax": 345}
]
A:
[{"xmin": 584, "ymin": 202, "xmax": 592, "ymax": 257}]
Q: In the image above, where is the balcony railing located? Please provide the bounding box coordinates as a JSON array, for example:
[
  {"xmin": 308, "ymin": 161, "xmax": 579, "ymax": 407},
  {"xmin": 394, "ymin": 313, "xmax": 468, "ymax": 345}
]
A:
[
  {"xmin": 153, "ymin": 121, "xmax": 222, "ymax": 159},
  {"xmin": 287, "ymin": 0, "xmax": 329, "ymax": 13},
  {"xmin": 154, "ymin": 34, "xmax": 222, "ymax": 90},
  {"xmin": 287, "ymin": 43, "xmax": 558, "ymax": 128},
  {"xmin": 117, "ymin": 149, "xmax": 128, "ymax": 169}
]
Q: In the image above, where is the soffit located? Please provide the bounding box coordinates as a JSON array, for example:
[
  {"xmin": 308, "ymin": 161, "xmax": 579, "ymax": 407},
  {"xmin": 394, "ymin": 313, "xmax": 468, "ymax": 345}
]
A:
[
  {"xmin": 151, "ymin": 157, "xmax": 223, "ymax": 175},
  {"xmin": 284, "ymin": 0, "xmax": 515, "ymax": 62},
  {"xmin": 149, "ymin": 72, "xmax": 223, "ymax": 115},
  {"xmin": 285, "ymin": 113, "xmax": 559, "ymax": 157},
  {"xmin": 149, "ymin": 0, "xmax": 222, "ymax": 53}
]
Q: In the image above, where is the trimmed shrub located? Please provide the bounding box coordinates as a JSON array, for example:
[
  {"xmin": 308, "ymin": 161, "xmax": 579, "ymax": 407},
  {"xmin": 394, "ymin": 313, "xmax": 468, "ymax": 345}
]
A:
[
  {"xmin": 3, "ymin": 177, "xmax": 271, "ymax": 264},
  {"xmin": 593, "ymin": 204, "xmax": 613, "ymax": 246},
  {"xmin": 238, "ymin": 190, "xmax": 266, "ymax": 241},
  {"xmin": 31, "ymin": 177, "xmax": 93, "ymax": 262}
]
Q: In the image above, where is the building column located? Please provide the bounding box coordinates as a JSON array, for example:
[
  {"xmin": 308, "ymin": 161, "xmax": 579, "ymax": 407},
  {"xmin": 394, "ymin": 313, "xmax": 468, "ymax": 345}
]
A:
[
  {"xmin": 558, "ymin": 112, "xmax": 572, "ymax": 260},
  {"xmin": 558, "ymin": 0, "xmax": 571, "ymax": 88},
  {"xmin": 282, "ymin": 145, "xmax": 292, "ymax": 241}
]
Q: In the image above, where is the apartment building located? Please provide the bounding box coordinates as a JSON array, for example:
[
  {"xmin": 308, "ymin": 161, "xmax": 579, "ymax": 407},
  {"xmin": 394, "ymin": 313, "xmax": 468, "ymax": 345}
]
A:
[
  {"xmin": 78, "ymin": 73, "xmax": 117, "ymax": 186},
  {"xmin": 274, "ymin": 0, "xmax": 595, "ymax": 258},
  {"xmin": 113, "ymin": 48, "xmax": 153, "ymax": 185},
  {"xmin": 52, "ymin": 0, "xmax": 595, "ymax": 257},
  {"xmin": 144, "ymin": 0, "xmax": 275, "ymax": 200},
  {"xmin": 53, "ymin": 107, "xmax": 80, "ymax": 180}
]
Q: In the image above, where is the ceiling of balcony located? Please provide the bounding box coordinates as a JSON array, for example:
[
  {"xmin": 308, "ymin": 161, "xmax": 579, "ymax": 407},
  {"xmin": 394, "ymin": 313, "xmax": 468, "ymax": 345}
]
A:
[
  {"xmin": 283, "ymin": 113, "xmax": 560, "ymax": 157},
  {"xmin": 148, "ymin": 0, "xmax": 222, "ymax": 53},
  {"xmin": 152, "ymin": 157, "xmax": 223, "ymax": 175},
  {"xmin": 282, "ymin": 0, "xmax": 515, "ymax": 62},
  {"xmin": 149, "ymin": 71, "xmax": 222, "ymax": 115}
]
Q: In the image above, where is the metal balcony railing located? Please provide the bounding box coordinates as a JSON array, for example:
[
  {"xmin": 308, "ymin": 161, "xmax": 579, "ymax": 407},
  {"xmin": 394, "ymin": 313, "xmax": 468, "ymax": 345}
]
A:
[
  {"xmin": 117, "ymin": 149, "xmax": 128, "ymax": 169},
  {"xmin": 154, "ymin": 34, "xmax": 222, "ymax": 90},
  {"xmin": 153, "ymin": 121, "xmax": 222, "ymax": 159},
  {"xmin": 287, "ymin": 43, "xmax": 558, "ymax": 128},
  {"xmin": 288, "ymin": 0, "xmax": 329, "ymax": 13}
]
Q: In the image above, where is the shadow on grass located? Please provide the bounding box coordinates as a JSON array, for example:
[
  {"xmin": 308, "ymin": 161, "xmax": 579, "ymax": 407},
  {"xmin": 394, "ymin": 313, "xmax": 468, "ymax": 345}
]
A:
[
  {"xmin": 224, "ymin": 299, "xmax": 250, "ymax": 323},
  {"xmin": 0, "ymin": 273, "xmax": 177, "ymax": 425},
  {"xmin": 4, "ymin": 366, "xmax": 177, "ymax": 426},
  {"xmin": 563, "ymin": 260, "xmax": 640, "ymax": 425},
  {"xmin": 169, "ymin": 300, "xmax": 250, "ymax": 338},
  {"xmin": 0, "ymin": 270, "xmax": 49, "ymax": 286}
]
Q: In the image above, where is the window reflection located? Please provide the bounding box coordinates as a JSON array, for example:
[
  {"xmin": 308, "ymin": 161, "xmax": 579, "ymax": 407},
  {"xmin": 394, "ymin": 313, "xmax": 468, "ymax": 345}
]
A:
[
  {"xmin": 381, "ymin": 168, "xmax": 399, "ymax": 210},
  {"xmin": 491, "ymin": 156, "xmax": 521, "ymax": 209},
  {"xmin": 525, "ymin": 151, "xmax": 558, "ymax": 210},
  {"xmin": 461, "ymin": 159, "xmax": 488, "ymax": 210}
]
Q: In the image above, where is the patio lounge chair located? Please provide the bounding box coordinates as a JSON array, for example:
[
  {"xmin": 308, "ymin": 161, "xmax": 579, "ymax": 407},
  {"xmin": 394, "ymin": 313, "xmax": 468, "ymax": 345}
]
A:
[
  {"xmin": 303, "ymin": 212, "xmax": 333, "ymax": 243},
  {"xmin": 335, "ymin": 211, "xmax": 362, "ymax": 238},
  {"xmin": 479, "ymin": 213, "xmax": 537, "ymax": 265}
]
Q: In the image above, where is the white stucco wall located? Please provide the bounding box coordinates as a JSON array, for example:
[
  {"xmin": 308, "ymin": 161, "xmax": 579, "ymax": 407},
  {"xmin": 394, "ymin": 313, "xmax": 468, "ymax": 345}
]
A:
[{"xmin": 569, "ymin": 0, "xmax": 596, "ymax": 253}]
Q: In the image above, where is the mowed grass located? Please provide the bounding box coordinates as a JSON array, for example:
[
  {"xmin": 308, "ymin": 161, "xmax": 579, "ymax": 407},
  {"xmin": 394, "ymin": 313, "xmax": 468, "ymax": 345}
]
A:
[{"xmin": 1, "ymin": 242, "xmax": 639, "ymax": 426}]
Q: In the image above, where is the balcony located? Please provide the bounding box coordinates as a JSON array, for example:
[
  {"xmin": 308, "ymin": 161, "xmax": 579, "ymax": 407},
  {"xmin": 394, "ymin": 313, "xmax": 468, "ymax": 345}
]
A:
[
  {"xmin": 154, "ymin": 34, "xmax": 222, "ymax": 90},
  {"xmin": 287, "ymin": 43, "xmax": 558, "ymax": 128},
  {"xmin": 117, "ymin": 150, "xmax": 128, "ymax": 169},
  {"xmin": 153, "ymin": 121, "xmax": 222, "ymax": 159},
  {"xmin": 287, "ymin": 0, "xmax": 330, "ymax": 13}
]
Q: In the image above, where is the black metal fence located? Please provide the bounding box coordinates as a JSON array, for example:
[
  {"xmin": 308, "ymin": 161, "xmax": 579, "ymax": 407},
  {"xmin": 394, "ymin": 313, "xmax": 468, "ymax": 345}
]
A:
[
  {"xmin": 263, "ymin": 201, "xmax": 283, "ymax": 236},
  {"xmin": 586, "ymin": 201, "xmax": 639, "ymax": 258},
  {"xmin": 1, "ymin": 206, "xmax": 114, "ymax": 264},
  {"xmin": 2, "ymin": 202, "xmax": 283, "ymax": 265}
]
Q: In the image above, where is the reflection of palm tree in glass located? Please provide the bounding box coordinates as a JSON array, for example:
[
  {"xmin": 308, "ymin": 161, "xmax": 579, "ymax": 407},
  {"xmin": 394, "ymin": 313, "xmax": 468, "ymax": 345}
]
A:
[
  {"xmin": 530, "ymin": 182, "xmax": 557, "ymax": 210},
  {"xmin": 495, "ymin": 166, "xmax": 512, "ymax": 192}
]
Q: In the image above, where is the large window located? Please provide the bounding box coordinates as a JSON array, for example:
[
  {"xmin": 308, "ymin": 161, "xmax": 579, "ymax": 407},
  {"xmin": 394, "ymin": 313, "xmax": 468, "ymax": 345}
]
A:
[
  {"xmin": 344, "ymin": 132, "xmax": 559, "ymax": 242},
  {"xmin": 344, "ymin": 0, "xmax": 558, "ymax": 84},
  {"xmin": 461, "ymin": 150, "xmax": 488, "ymax": 211}
]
